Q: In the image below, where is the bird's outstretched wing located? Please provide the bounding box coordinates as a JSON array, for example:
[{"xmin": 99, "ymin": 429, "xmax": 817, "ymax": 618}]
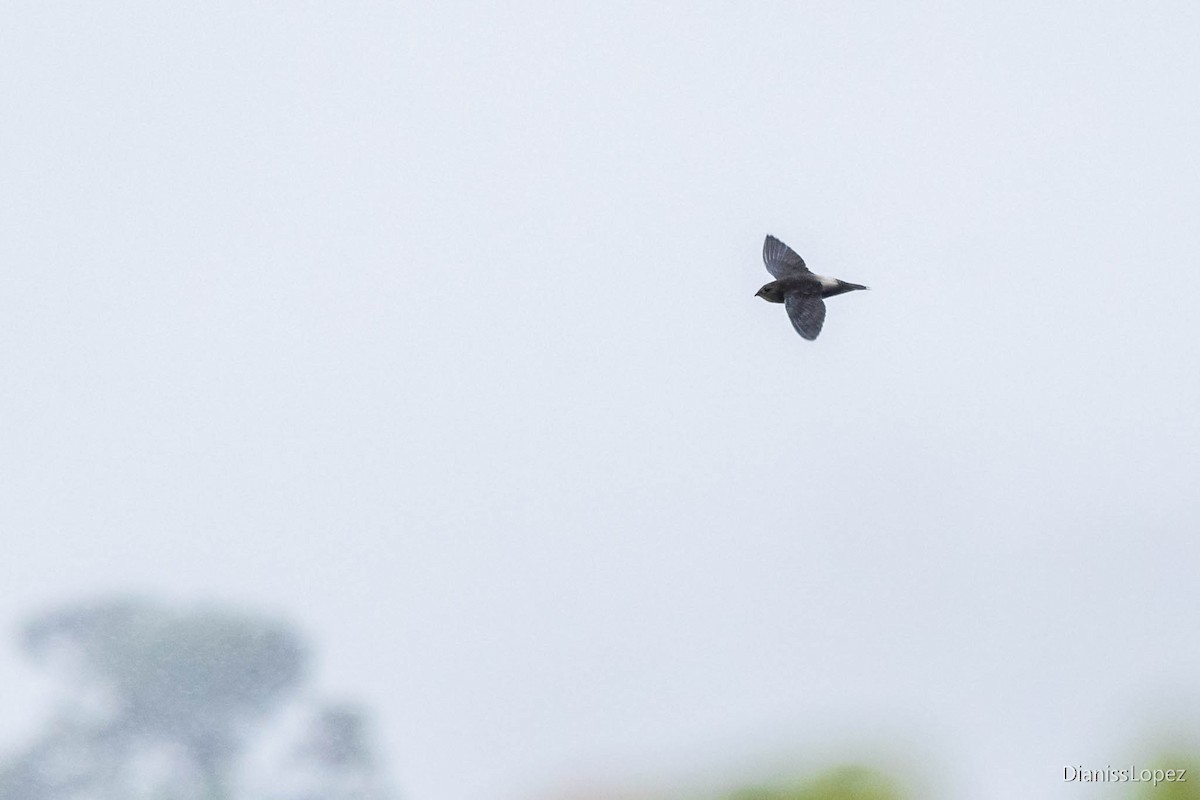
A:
[
  {"xmin": 784, "ymin": 293, "xmax": 826, "ymax": 340},
  {"xmin": 763, "ymin": 235, "xmax": 810, "ymax": 278}
]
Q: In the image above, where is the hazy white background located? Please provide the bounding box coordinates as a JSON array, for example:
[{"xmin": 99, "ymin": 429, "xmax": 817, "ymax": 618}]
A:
[{"xmin": 3, "ymin": 3, "xmax": 1199, "ymax": 799}]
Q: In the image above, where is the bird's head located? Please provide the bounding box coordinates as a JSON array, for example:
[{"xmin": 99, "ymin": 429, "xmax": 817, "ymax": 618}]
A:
[{"xmin": 755, "ymin": 282, "xmax": 785, "ymax": 303}]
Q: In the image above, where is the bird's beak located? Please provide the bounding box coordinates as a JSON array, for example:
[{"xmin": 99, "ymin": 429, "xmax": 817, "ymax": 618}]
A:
[{"xmin": 754, "ymin": 289, "xmax": 764, "ymax": 297}]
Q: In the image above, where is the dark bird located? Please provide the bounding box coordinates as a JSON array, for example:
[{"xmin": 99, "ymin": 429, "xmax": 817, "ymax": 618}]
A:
[{"xmin": 756, "ymin": 235, "xmax": 868, "ymax": 340}]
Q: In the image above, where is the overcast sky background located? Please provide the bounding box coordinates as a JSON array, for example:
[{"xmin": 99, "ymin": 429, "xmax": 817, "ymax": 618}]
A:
[{"xmin": 3, "ymin": 3, "xmax": 1200, "ymax": 799}]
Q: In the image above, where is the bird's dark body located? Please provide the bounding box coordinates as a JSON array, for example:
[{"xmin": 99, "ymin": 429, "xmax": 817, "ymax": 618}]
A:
[
  {"xmin": 757, "ymin": 276, "xmax": 866, "ymax": 302},
  {"xmin": 755, "ymin": 235, "xmax": 867, "ymax": 340}
]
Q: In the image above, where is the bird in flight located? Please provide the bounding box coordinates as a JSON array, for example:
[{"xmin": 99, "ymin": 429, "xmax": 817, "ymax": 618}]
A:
[{"xmin": 755, "ymin": 235, "xmax": 867, "ymax": 340}]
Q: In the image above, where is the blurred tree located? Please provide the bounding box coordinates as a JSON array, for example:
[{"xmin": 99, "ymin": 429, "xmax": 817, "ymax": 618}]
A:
[
  {"xmin": 0, "ymin": 597, "xmax": 395, "ymax": 800},
  {"xmin": 726, "ymin": 766, "xmax": 902, "ymax": 800},
  {"xmin": 1130, "ymin": 756, "xmax": 1200, "ymax": 800},
  {"xmin": 280, "ymin": 703, "xmax": 391, "ymax": 800},
  {"xmin": 542, "ymin": 764, "xmax": 905, "ymax": 800}
]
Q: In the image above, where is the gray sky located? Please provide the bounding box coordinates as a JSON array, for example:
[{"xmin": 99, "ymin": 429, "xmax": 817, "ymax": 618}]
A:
[{"xmin": 3, "ymin": 3, "xmax": 1200, "ymax": 799}]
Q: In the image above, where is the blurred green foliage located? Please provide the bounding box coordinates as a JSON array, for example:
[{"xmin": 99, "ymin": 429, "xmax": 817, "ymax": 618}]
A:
[
  {"xmin": 727, "ymin": 765, "xmax": 902, "ymax": 800},
  {"xmin": 1132, "ymin": 756, "xmax": 1200, "ymax": 800},
  {"xmin": 4, "ymin": 597, "xmax": 1199, "ymax": 800}
]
